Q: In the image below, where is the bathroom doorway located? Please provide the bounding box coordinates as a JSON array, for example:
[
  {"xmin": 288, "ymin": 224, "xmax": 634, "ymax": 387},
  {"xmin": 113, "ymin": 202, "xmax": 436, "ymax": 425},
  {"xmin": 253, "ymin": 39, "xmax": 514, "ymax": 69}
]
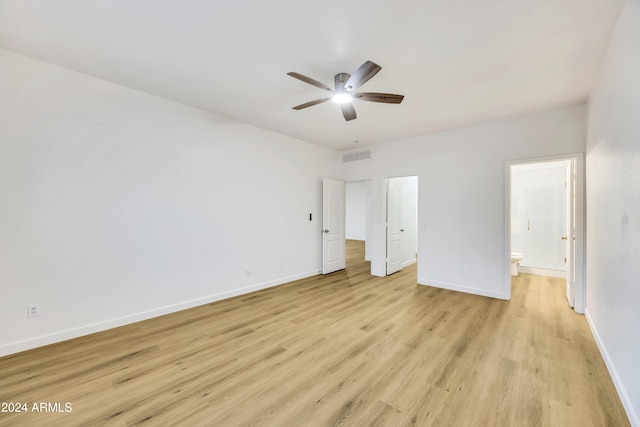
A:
[{"xmin": 506, "ymin": 154, "xmax": 585, "ymax": 313}]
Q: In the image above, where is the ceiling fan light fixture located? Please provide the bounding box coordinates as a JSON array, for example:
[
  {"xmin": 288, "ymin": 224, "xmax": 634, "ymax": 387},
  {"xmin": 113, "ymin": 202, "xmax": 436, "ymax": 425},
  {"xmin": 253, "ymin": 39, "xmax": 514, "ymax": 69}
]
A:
[
  {"xmin": 332, "ymin": 92, "xmax": 352, "ymax": 104},
  {"xmin": 288, "ymin": 61, "xmax": 403, "ymax": 121}
]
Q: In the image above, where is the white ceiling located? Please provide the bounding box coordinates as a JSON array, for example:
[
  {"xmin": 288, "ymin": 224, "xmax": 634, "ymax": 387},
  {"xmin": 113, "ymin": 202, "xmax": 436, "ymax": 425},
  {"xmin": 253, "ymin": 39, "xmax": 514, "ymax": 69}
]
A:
[{"xmin": 0, "ymin": 0, "xmax": 623, "ymax": 151}]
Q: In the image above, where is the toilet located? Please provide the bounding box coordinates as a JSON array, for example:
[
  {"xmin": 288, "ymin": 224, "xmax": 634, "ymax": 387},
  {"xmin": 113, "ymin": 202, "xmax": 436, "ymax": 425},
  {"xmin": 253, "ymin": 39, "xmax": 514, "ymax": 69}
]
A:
[{"xmin": 510, "ymin": 252, "xmax": 524, "ymax": 276}]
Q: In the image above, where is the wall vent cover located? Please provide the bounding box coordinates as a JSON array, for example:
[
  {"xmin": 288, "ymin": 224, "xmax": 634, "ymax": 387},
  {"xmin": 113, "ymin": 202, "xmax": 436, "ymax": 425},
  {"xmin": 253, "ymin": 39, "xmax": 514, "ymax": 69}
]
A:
[{"xmin": 342, "ymin": 150, "xmax": 371, "ymax": 163}]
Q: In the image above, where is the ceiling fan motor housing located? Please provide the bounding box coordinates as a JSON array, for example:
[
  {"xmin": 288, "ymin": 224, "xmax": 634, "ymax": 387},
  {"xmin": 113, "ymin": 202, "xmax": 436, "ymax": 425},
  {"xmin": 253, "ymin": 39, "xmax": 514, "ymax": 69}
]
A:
[{"xmin": 335, "ymin": 73, "xmax": 351, "ymax": 91}]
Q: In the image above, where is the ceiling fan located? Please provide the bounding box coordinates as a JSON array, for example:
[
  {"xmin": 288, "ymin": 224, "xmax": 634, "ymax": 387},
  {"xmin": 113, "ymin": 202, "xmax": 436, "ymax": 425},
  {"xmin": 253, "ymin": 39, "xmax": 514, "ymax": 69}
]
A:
[{"xmin": 287, "ymin": 60, "xmax": 404, "ymax": 121}]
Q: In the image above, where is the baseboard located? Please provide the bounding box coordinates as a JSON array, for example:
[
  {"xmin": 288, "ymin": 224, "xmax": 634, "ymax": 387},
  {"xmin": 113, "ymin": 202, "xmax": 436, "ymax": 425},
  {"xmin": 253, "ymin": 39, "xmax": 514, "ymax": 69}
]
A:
[
  {"xmin": 417, "ymin": 277, "xmax": 509, "ymax": 300},
  {"xmin": 402, "ymin": 258, "xmax": 416, "ymax": 268},
  {"xmin": 518, "ymin": 266, "xmax": 566, "ymax": 278},
  {"xmin": 0, "ymin": 269, "xmax": 321, "ymax": 358},
  {"xmin": 371, "ymin": 268, "xmax": 385, "ymax": 277},
  {"xmin": 585, "ymin": 308, "xmax": 639, "ymax": 427}
]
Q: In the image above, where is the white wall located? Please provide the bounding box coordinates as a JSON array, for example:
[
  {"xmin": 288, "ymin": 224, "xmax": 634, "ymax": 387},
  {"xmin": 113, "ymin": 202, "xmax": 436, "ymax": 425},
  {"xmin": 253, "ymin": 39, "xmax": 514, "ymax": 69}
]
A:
[
  {"xmin": 345, "ymin": 181, "xmax": 367, "ymax": 241},
  {"xmin": 0, "ymin": 48, "xmax": 341, "ymax": 356},
  {"xmin": 511, "ymin": 161, "xmax": 568, "ymax": 272},
  {"xmin": 343, "ymin": 104, "xmax": 586, "ymax": 298},
  {"xmin": 586, "ymin": 0, "xmax": 640, "ymax": 424}
]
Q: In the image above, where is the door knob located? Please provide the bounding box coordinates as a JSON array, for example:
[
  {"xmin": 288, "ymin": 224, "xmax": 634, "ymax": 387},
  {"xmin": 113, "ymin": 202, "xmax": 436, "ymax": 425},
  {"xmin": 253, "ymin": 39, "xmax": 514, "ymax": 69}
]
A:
[
  {"xmin": 400, "ymin": 229, "xmax": 405, "ymax": 232},
  {"xmin": 323, "ymin": 229, "xmax": 329, "ymax": 233},
  {"xmin": 561, "ymin": 236, "xmax": 568, "ymax": 240}
]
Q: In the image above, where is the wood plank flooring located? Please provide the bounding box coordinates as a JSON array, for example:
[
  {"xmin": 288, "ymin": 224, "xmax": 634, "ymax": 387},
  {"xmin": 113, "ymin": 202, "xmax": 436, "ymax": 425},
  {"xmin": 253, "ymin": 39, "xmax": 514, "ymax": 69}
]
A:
[{"xmin": 0, "ymin": 240, "xmax": 629, "ymax": 426}]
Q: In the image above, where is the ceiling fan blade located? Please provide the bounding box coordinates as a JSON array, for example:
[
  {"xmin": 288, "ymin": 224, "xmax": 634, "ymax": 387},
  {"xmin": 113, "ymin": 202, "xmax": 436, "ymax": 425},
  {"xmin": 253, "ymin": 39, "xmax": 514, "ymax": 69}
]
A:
[
  {"xmin": 287, "ymin": 72, "xmax": 333, "ymax": 91},
  {"xmin": 341, "ymin": 103, "xmax": 357, "ymax": 121},
  {"xmin": 292, "ymin": 98, "xmax": 331, "ymax": 110},
  {"xmin": 344, "ymin": 61, "xmax": 382, "ymax": 91},
  {"xmin": 354, "ymin": 92, "xmax": 404, "ymax": 104}
]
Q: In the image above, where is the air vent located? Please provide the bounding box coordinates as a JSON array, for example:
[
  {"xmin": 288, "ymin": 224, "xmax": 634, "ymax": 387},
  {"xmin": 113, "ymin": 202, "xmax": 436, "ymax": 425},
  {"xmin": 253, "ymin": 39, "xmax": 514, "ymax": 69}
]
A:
[{"xmin": 342, "ymin": 150, "xmax": 371, "ymax": 163}]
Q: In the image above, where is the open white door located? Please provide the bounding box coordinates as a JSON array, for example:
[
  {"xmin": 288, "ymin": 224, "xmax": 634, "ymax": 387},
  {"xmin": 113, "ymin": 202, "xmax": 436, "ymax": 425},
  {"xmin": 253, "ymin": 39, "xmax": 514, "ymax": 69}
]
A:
[
  {"xmin": 386, "ymin": 179, "xmax": 403, "ymax": 275},
  {"xmin": 322, "ymin": 178, "xmax": 345, "ymax": 274},
  {"xmin": 565, "ymin": 160, "xmax": 576, "ymax": 307}
]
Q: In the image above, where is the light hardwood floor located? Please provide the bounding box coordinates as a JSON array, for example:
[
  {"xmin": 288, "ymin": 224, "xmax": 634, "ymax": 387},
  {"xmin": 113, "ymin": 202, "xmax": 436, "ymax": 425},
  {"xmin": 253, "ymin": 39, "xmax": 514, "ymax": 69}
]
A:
[{"xmin": 0, "ymin": 240, "xmax": 629, "ymax": 426}]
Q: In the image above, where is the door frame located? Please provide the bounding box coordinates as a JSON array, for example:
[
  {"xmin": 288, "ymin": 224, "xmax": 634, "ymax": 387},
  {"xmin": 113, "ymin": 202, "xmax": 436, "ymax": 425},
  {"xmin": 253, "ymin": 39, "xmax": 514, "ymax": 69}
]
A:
[{"xmin": 504, "ymin": 153, "xmax": 585, "ymax": 313}]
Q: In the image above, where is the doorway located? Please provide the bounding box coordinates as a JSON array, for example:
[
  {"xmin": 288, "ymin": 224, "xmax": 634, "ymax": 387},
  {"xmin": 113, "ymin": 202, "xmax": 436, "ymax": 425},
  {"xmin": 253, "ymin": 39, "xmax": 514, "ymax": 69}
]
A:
[
  {"xmin": 506, "ymin": 154, "xmax": 585, "ymax": 313},
  {"xmin": 324, "ymin": 176, "xmax": 419, "ymax": 278},
  {"xmin": 345, "ymin": 180, "xmax": 372, "ymax": 268}
]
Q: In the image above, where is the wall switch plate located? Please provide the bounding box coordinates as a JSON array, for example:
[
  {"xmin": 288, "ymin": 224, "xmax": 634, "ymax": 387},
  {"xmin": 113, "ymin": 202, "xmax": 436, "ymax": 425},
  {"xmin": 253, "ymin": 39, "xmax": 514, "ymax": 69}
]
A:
[{"xmin": 27, "ymin": 304, "xmax": 40, "ymax": 318}]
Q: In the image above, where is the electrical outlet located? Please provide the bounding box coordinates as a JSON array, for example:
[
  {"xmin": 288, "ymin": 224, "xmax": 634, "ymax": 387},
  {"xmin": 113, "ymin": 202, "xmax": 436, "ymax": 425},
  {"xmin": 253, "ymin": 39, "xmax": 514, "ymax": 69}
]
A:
[
  {"xmin": 459, "ymin": 267, "xmax": 465, "ymax": 275},
  {"xmin": 27, "ymin": 304, "xmax": 40, "ymax": 318}
]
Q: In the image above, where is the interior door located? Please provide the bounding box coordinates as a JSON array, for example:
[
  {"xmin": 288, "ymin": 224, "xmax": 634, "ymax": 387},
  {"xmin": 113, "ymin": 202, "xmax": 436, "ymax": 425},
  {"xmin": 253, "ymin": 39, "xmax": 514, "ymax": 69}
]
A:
[
  {"xmin": 386, "ymin": 179, "xmax": 403, "ymax": 275},
  {"xmin": 322, "ymin": 178, "xmax": 345, "ymax": 274},
  {"xmin": 565, "ymin": 160, "xmax": 576, "ymax": 307},
  {"xmin": 399, "ymin": 177, "xmax": 418, "ymax": 267}
]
